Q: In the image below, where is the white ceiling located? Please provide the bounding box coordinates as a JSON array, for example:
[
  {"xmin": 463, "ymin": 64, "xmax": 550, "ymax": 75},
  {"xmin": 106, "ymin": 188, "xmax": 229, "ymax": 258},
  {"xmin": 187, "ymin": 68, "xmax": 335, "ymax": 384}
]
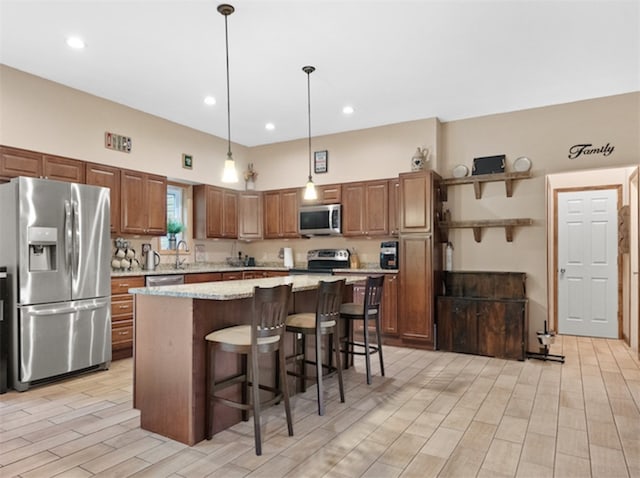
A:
[{"xmin": 1, "ymin": 0, "xmax": 638, "ymax": 147}]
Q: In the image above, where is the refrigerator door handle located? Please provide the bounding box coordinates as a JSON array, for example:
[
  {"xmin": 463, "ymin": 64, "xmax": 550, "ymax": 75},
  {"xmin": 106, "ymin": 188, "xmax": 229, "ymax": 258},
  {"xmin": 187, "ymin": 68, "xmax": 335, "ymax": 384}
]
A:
[
  {"xmin": 64, "ymin": 200, "xmax": 72, "ymax": 272},
  {"xmin": 27, "ymin": 299, "xmax": 110, "ymax": 316},
  {"xmin": 72, "ymin": 201, "xmax": 80, "ymax": 278}
]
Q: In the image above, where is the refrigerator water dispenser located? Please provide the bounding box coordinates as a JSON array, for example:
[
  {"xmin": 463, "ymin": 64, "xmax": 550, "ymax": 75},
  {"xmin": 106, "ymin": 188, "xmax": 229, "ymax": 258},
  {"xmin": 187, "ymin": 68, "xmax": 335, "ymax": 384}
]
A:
[{"xmin": 28, "ymin": 226, "xmax": 57, "ymax": 271}]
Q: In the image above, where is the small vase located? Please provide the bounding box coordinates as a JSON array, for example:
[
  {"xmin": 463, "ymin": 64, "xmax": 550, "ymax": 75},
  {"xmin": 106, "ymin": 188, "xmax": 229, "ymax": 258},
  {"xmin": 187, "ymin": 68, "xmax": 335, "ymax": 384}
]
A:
[{"xmin": 168, "ymin": 233, "xmax": 177, "ymax": 250}]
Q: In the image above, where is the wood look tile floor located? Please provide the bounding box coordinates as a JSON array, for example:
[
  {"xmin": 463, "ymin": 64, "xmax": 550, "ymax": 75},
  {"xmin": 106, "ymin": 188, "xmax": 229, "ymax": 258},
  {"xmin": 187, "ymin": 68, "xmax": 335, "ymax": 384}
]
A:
[{"xmin": 1, "ymin": 336, "xmax": 639, "ymax": 478}]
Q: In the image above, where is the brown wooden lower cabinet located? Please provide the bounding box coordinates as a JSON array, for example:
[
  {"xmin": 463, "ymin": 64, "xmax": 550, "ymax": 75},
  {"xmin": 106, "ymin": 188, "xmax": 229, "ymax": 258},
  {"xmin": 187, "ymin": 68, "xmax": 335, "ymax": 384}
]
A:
[
  {"xmin": 341, "ymin": 273, "xmax": 398, "ymax": 341},
  {"xmin": 398, "ymin": 235, "xmax": 438, "ymax": 348},
  {"xmin": 381, "ymin": 274, "xmax": 398, "ymax": 335},
  {"xmin": 436, "ymin": 271, "xmax": 528, "ymax": 361},
  {"xmin": 242, "ymin": 271, "xmax": 267, "ymax": 279},
  {"xmin": 265, "ymin": 270, "xmax": 290, "ymax": 278},
  {"xmin": 184, "ymin": 272, "xmax": 223, "ymax": 283},
  {"xmin": 111, "ymin": 276, "xmax": 144, "ymax": 360}
]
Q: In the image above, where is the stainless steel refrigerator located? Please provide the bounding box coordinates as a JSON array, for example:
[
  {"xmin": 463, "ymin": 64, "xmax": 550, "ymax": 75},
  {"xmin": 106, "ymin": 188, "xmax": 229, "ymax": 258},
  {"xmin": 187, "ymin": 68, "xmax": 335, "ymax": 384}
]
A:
[{"xmin": 0, "ymin": 177, "xmax": 111, "ymax": 391}]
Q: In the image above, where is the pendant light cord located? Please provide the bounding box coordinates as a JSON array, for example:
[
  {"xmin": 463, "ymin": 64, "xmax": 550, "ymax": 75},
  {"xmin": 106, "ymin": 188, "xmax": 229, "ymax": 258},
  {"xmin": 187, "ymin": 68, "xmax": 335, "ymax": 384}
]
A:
[
  {"xmin": 224, "ymin": 13, "xmax": 232, "ymax": 157},
  {"xmin": 307, "ymin": 69, "xmax": 312, "ymax": 180}
]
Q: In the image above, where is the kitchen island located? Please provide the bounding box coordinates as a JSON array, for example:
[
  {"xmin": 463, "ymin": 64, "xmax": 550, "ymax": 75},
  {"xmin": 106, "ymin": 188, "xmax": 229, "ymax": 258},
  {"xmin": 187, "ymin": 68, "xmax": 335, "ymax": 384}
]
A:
[{"xmin": 129, "ymin": 274, "xmax": 366, "ymax": 446}]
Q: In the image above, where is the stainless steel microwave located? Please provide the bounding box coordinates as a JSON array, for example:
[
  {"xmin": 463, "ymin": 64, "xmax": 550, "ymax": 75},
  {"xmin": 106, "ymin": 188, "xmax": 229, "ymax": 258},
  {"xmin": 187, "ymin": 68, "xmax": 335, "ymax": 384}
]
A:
[{"xmin": 298, "ymin": 204, "xmax": 342, "ymax": 236}]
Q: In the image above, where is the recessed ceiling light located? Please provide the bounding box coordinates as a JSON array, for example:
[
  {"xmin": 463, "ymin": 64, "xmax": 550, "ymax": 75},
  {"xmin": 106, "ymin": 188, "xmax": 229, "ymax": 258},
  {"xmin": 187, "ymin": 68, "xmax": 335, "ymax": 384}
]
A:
[
  {"xmin": 66, "ymin": 36, "xmax": 85, "ymax": 49},
  {"xmin": 265, "ymin": 123, "xmax": 275, "ymax": 131},
  {"xmin": 204, "ymin": 96, "xmax": 216, "ymax": 105},
  {"xmin": 342, "ymin": 105, "xmax": 354, "ymax": 115}
]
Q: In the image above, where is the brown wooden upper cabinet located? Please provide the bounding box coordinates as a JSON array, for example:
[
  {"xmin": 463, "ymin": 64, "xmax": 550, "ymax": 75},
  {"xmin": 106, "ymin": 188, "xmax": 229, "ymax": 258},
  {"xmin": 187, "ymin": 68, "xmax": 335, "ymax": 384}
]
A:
[
  {"xmin": 299, "ymin": 183, "xmax": 342, "ymax": 205},
  {"xmin": 238, "ymin": 191, "xmax": 263, "ymax": 241},
  {"xmin": 342, "ymin": 180, "xmax": 389, "ymax": 237},
  {"xmin": 388, "ymin": 178, "xmax": 400, "ymax": 236},
  {"xmin": 263, "ymin": 188, "xmax": 299, "ymax": 239},
  {"xmin": 0, "ymin": 146, "xmax": 43, "ymax": 179},
  {"xmin": 1, "ymin": 146, "xmax": 85, "ymax": 183},
  {"xmin": 193, "ymin": 184, "xmax": 238, "ymax": 239},
  {"xmin": 398, "ymin": 170, "xmax": 441, "ymax": 234},
  {"xmin": 120, "ymin": 169, "xmax": 167, "ymax": 235},
  {"xmin": 43, "ymin": 154, "xmax": 86, "ymax": 183},
  {"xmin": 85, "ymin": 162, "xmax": 121, "ymax": 233}
]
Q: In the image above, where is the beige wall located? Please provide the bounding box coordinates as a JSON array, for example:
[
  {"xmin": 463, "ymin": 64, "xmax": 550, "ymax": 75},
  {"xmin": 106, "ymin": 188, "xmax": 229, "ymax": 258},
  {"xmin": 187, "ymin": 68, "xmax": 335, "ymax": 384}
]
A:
[
  {"xmin": 0, "ymin": 65, "xmax": 250, "ymax": 186},
  {"xmin": 250, "ymin": 118, "xmax": 440, "ymax": 190},
  {"xmin": 2, "ymin": 65, "xmax": 639, "ymax": 351},
  {"xmin": 439, "ymin": 95, "xmax": 639, "ymax": 348}
]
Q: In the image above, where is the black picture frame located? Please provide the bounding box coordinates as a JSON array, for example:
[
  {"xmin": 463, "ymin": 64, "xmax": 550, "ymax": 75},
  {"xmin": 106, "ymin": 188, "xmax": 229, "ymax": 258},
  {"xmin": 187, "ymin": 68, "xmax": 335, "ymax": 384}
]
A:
[{"xmin": 314, "ymin": 150, "xmax": 328, "ymax": 174}]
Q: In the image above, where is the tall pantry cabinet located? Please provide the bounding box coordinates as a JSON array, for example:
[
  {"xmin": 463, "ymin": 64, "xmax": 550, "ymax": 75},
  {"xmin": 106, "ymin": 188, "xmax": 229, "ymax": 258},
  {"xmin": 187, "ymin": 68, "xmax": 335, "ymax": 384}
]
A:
[{"xmin": 398, "ymin": 170, "xmax": 443, "ymax": 349}]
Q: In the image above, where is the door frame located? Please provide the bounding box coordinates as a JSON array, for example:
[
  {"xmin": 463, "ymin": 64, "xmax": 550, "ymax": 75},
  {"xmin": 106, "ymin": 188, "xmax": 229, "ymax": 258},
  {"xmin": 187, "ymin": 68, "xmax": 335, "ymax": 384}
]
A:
[
  {"xmin": 553, "ymin": 184, "xmax": 622, "ymax": 338},
  {"xmin": 631, "ymin": 168, "xmax": 640, "ymax": 359}
]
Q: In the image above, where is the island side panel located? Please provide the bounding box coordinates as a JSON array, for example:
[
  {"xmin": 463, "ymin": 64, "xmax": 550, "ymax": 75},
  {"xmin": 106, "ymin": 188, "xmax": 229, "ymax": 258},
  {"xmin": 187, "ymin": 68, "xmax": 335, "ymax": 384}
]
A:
[
  {"xmin": 193, "ymin": 297, "xmax": 254, "ymax": 438},
  {"xmin": 134, "ymin": 295, "xmax": 196, "ymax": 445}
]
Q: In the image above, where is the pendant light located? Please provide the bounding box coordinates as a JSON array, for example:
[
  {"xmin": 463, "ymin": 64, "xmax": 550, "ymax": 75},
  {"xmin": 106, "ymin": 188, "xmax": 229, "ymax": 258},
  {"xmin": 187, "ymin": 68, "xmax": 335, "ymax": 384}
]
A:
[
  {"xmin": 219, "ymin": 3, "xmax": 238, "ymax": 183},
  {"xmin": 302, "ymin": 65, "xmax": 317, "ymax": 200}
]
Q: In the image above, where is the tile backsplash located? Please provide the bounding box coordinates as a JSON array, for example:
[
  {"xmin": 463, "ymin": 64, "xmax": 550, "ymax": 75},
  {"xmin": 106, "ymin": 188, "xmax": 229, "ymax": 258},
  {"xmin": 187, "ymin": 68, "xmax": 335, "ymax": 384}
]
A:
[{"xmin": 111, "ymin": 235, "xmax": 396, "ymax": 269}]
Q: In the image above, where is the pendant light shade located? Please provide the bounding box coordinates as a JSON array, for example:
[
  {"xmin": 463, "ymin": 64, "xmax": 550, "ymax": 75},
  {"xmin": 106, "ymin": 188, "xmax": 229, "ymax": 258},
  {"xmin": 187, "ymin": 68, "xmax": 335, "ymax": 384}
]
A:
[
  {"xmin": 304, "ymin": 178, "xmax": 317, "ymax": 200},
  {"xmin": 302, "ymin": 65, "xmax": 317, "ymax": 201},
  {"xmin": 219, "ymin": 3, "xmax": 238, "ymax": 183}
]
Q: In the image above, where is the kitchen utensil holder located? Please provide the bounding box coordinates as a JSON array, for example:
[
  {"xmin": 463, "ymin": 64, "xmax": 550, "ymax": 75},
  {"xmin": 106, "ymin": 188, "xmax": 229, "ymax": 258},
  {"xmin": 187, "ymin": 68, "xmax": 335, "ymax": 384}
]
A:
[{"xmin": 527, "ymin": 320, "xmax": 565, "ymax": 363}]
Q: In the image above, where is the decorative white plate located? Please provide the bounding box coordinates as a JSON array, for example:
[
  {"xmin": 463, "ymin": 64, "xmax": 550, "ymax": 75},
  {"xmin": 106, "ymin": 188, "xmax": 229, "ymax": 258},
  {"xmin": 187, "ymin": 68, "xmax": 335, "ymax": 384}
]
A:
[
  {"xmin": 513, "ymin": 156, "xmax": 532, "ymax": 172},
  {"xmin": 452, "ymin": 164, "xmax": 469, "ymax": 178}
]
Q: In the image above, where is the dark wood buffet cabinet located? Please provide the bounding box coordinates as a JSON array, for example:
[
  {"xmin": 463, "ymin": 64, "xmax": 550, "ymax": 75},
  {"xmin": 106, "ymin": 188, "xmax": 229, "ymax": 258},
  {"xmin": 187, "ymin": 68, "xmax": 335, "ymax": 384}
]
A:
[{"xmin": 436, "ymin": 271, "xmax": 528, "ymax": 361}]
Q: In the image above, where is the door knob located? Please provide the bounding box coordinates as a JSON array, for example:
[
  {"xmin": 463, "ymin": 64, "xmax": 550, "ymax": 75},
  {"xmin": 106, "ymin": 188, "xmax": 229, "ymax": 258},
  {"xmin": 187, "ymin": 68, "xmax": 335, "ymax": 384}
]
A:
[{"xmin": 560, "ymin": 268, "xmax": 566, "ymax": 274}]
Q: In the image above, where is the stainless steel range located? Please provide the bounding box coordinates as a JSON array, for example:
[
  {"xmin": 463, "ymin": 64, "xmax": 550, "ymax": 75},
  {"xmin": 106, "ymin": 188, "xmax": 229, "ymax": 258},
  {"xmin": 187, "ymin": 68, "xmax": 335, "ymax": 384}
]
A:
[{"xmin": 290, "ymin": 249, "xmax": 350, "ymax": 274}]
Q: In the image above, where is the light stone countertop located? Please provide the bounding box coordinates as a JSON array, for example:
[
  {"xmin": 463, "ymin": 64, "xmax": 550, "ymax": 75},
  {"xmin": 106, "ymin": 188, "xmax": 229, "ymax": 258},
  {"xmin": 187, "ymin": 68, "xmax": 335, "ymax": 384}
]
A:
[
  {"xmin": 111, "ymin": 264, "xmax": 288, "ymax": 277},
  {"xmin": 112, "ymin": 263, "xmax": 396, "ymax": 277},
  {"xmin": 333, "ymin": 268, "xmax": 398, "ymax": 274},
  {"xmin": 129, "ymin": 274, "xmax": 369, "ymax": 300}
]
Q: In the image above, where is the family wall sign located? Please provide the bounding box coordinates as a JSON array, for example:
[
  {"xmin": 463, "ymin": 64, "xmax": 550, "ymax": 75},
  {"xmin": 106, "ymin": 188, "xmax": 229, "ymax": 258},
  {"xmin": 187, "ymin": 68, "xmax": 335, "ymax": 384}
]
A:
[{"xmin": 568, "ymin": 143, "xmax": 614, "ymax": 160}]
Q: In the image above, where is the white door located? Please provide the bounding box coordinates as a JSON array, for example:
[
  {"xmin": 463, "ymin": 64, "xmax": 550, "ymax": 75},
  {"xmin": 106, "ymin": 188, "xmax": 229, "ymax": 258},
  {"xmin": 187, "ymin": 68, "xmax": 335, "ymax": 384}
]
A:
[{"xmin": 557, "ymin": 189, "xmax": 619, "ymax": 338}]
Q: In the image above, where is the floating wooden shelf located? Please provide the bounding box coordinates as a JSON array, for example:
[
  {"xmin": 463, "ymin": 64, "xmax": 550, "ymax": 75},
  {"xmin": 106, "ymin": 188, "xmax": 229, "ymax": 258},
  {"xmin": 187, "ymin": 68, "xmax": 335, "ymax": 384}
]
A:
[
  {"xmin": 439, "ymin": 218, "xmax": 533, "ymax": 243},
  {"xmin": 441, "ymin": 171, "xmax": 531, "ymax": 200}
]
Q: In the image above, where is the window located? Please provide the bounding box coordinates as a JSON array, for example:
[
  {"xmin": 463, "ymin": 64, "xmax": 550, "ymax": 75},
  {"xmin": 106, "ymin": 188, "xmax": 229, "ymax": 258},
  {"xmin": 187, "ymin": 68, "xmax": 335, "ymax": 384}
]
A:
[{"xmin": 160, "ymin": 183, "xmax": 187, "ymax": 250}]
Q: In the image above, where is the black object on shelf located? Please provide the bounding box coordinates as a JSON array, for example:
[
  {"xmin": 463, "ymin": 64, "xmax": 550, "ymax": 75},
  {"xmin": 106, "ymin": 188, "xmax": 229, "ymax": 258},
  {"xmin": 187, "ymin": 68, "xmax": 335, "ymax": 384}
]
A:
[
  {"xmin": 472, "ymin": 154, "xmax": 505, "ymax": 175},
  {"xmin": 527, "ymin": 320, "xmax": 565, "ymax": 363}
]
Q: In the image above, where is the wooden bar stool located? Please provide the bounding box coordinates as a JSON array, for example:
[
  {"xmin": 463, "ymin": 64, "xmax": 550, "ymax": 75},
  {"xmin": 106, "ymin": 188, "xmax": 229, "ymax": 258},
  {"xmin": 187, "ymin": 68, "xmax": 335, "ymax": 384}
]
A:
[
  {"xmin": 204, "ymin": 284, "xmax": 293, "ymax": 456},
  {"xmin": 285, "ymin": 279, "xmax": 345, "ymax": 416},
  {"xmin": 340, "ymin": 275, "xmax": 385, "ymax": 385}
]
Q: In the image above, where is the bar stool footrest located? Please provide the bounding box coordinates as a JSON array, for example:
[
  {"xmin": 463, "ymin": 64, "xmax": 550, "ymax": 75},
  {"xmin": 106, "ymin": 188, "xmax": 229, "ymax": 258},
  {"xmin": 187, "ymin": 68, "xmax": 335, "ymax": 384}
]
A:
[{"xmin": 341, "ymin": 340, "xmax": 380, "ymax": 356}]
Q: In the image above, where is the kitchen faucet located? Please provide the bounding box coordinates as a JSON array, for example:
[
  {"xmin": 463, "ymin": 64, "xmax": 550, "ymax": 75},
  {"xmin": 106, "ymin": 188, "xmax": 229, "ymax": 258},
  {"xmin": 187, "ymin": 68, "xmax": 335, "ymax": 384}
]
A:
[{"xmin": 175, "ymin": 240, "xmax": 189, "ymax": 269}]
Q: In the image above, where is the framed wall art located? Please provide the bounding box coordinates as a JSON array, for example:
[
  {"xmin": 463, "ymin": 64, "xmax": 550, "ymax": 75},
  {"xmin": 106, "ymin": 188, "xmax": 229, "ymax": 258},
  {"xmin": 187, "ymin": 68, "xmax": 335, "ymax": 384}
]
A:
[{"xmin": 314, "ymin": 150, "xmax": 328, "ymax": 174}]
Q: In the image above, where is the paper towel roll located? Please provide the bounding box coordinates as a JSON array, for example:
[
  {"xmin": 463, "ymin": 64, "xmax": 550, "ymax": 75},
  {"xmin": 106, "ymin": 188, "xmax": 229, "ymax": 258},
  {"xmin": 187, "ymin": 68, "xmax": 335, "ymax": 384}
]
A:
[{"xmin": 283, "ymin": 247, "xmax": 294, "ymax": 268}]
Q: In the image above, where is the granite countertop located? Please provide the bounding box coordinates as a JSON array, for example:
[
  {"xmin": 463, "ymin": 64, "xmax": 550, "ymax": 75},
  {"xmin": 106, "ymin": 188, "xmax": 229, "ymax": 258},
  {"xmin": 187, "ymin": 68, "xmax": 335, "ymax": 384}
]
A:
[
  {"xmin": 129, "ymin": 274, "xmax": 369, "ymax": 300},
  {"xmin": 333, "ymin": 267, "xmax": 398, "ymax": 274},
  {"xmin": 112, "ymin": 263, "xmax": 397, "ymax": 277}
]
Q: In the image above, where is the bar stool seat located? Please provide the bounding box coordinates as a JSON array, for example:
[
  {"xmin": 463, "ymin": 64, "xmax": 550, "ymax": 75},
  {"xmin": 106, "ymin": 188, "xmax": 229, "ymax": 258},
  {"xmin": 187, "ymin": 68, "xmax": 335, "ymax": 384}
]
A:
[
  {"xmin": 286, "ymin": 313, "xmax": 336, "ymax": 329},
  {"xmin": 340, "ymin": 275, "xmax": 385, "ymax": 385},
  {"xmin": 206, "ymin": 325, "xmax": 280, "ymax": 347},
  {"xmin": 285, "ymin": 279, "xmax": 345, "ymax": 416},
  {"xmin": 205, "ymin": 284, "xmax": 293, "ymax": 456}
]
